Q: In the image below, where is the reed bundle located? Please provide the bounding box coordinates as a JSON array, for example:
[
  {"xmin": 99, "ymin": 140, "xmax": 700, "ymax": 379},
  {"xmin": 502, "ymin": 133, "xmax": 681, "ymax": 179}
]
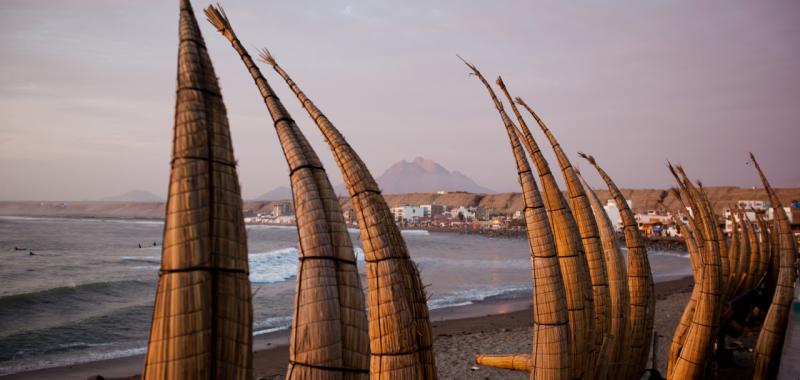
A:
[
  {"xmin": 664, "ymin": 182, "xmax": 705, "ymax": 379},
  {"xmin": 205, "ymin": 6, "xmax": 370, "ymax": 378},
  {"xmin": 580, "ymin": 153, "xmax": 655, "ymax": 380},
  {"xmin": 577, "ymin": 170, "xmax": 631, "ymax": 379},
  {"xmin": 461, "ymin": 58, "xmax": 570, "ymax": 380},
  {"xmin": 475, "ymin": 354, "xmax": 533, "ymax": 372},
  {"xmin": 142, "ymin": 1, "xmax": 252, "ymax": 378},
  {"xmin": 744, "ymin": 214, "xmax": 761, "ymax": 292},
  {"xmin": 750, "ymin": 153, "xmax": 798, "ymax": 380},
  {"xmin": 258, "ymin": 46, "xmax": 437, "ymax": 380},
  {"xmin": 513, "ymin": 96, "xmax": 613, "ymax": 374},
  {"xmin": 485, "ymin": 76, "xmax": 594, "ymax": 379},
  {"xmin": 664, "ymin": 164, "xmax": 722, "ymax": 379}
]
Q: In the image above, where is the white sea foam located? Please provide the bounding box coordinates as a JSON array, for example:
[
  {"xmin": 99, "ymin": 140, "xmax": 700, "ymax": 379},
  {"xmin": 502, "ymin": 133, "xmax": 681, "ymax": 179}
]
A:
[
  {"xmin": 648, "ymin": 250, "xmax": 690, "ymax": 258},
  {"xmin": 427, "ymin": 285, "xmax": 531, "ymax": 310},
  {"xmin": 120, "ymin": 248, "xmax": 301, "ymax": 284},
  {"xmin": 400, "ymin": 229, "xmax": 430, "ymax": 236},
  {"xmin": 254, "ymin": 315, "xmax": 293, "ymax": 335},
  {"xmin": 346, "ymin": 228, "xmax": 431, "ymax": 236},
  {"xmin": 248, "ymin": 248, "xmax": 298, "ymax": 284},
  {"xmin": 246, "ymin": 224, "xmax": 297, "ymax": 231}
]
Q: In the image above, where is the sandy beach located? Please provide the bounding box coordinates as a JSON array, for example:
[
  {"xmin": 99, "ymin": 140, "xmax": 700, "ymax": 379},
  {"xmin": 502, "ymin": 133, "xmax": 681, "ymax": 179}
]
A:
[{"xmin": 3, "ymin": 277, "xmax": 697, "ymax": 380}]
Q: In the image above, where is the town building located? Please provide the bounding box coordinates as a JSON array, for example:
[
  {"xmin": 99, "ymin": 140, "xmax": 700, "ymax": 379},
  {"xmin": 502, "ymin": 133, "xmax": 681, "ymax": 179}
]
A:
[
  {"xmin": 420, "ymin": 204, "xmax": 445, "ymax": 218},
  {"xmin": 391, "ymin": 205, "xmax": 425, "ymax": 222},
  {"xmin": 272, "ymin": 202, "xmax": 293, "ymax": 217},
  {"xmin": 603, "ymin": 198, "xmax": 632, "ymax": 232},
  {"xmin": 449, "ymin": 206, "xmax": 476, "ymax": 221}
]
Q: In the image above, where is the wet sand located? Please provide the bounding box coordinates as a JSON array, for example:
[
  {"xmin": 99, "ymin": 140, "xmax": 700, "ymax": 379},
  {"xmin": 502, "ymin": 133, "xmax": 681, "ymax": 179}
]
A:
[{"xmin": 3, "ymin": 278, "xmax": 694, "ymax": 380}]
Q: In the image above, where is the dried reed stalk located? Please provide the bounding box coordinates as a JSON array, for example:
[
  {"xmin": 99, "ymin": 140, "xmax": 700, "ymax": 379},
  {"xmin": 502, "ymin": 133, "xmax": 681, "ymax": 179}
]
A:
[
  {"xmin": 579, "ymin": 153, "xmax": 655, "ymax": 380},
  {"xmin": 510, "ymin": 95, "xmax": 611, "ymax": 370},
  {"xmin": 486, "ymin": 77, "xmax": 593, "ymax": 379},
  {"xmin": 727, "ymin": 210, "xmax": 742, "ymax": 296},
  {"xmin": 664, "ymin": 180, "xmax": 705, "ymax": 379},
  {"xmin": 577, "ymin": 169, "xmax": 631, "ymax": 379},
  {"xmin": 751, "ymin": 153, "xmax": 798, "ymax": 380},
  {"xmin": 734, "ymin": 208, "xmax": 752, "ymax": 294},
  {"xmin": 142, "ymin": 1, "xmax": 252, "ymax": 378},
  {"xmin": 665, "ymin": 165, "xmax": 722, "ymax": 379},
  {"xmin": 475, "ymin": 355, "xmax": 533, "ymax": 372},
  {"xmin": 754, "ymin": 213, "xmax": 771, "ymax": 286},
  {"xmin": 205, "ymin": 6, "xmax": 370, "ymax": 378},
  {"xmin": 461, "ymin": 58, "xmax": 570, "ymax": 380},
  {"xmin": 258, "ymin": 45, "xmax": 436, "ymax": 379}
]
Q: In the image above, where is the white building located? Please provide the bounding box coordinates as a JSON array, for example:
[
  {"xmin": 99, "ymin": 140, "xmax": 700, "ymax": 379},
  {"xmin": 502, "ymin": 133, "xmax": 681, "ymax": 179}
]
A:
[
  {"xmin": 391, "ymin": 205, "xmax": 425, "ymax": 222},
  {"xmin": 449, "ymin": 206, "xmax": 476, "ymax": 221},
  {"xmin": 603, "ymin": 199, "xmax": 632, "ymax": 232},
  {"xmin": 737, "ymin": 200, "xmax": 768, "ymax": 210},
  {"xmin": 723, "ymin": 206, "xmax": 792, "ymax": 233},
  {"xmin": 420, "ymin": 204, "xmax": 444, "ymax": 218}
]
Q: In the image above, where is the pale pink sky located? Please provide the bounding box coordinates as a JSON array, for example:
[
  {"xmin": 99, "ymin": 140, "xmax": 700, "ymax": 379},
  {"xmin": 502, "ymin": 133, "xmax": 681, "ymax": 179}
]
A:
[{"xmin": 1, "ymin": 1, "xmax": 798, "ymax": 201}]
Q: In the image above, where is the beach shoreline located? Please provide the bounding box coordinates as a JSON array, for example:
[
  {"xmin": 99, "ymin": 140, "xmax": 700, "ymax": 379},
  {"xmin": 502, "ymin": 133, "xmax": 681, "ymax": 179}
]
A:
[{"xmin": 1, "ymin": 277, "xmax": 694, "ymax": 380}]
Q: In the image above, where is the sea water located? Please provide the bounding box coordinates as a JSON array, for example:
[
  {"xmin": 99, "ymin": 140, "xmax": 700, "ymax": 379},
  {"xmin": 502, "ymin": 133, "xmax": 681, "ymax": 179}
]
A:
[{"xmin": 0, "ymin": 216, "xmax": 691, "ymax": 375}]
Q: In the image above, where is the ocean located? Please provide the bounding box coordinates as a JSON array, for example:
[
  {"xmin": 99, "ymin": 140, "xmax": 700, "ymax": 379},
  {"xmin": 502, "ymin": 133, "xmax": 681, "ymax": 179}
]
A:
[{"xmin": 0, "ymin": 215, "xmax": 692, "ymax": 375}]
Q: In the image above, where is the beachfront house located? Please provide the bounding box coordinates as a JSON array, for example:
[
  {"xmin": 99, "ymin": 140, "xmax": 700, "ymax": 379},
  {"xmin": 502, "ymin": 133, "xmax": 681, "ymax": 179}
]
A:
[
  {"xmin": 603, "ymin": 199, "xmax": 632, "ymax": 232},
  {"xmin": 635, "ymin": 211, "xmax": 673, "ymax": 237},
  {"xmin": 420, "ymin": 204, "xmax": 445, "ymax": 218},
  {"xmin": 272, "ymin": 202, "xmax": 293, "ymax": 217},
  {"xmin": 391, "ymin": 205, "xmax": 425, "ymax": 222},
  {"xmin": 449, "ymin": 206, "xmax": 476, "ymax": 221}
]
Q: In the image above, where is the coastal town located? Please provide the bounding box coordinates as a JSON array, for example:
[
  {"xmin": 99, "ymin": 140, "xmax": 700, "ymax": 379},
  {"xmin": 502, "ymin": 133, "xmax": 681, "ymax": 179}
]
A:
[{"xmin": 244, "ymin": 194, "xmax": 800, "ymax": 242}]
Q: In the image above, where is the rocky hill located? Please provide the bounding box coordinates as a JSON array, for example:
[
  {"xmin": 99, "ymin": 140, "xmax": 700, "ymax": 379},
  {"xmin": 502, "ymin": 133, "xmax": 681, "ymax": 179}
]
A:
[
  {"xmin": 373, "ymin": 157, "xmax": 493, "ymax": 194},
  {"xmin": 3, "ymin": 187, "xmax": 797, "ymax": 220}
]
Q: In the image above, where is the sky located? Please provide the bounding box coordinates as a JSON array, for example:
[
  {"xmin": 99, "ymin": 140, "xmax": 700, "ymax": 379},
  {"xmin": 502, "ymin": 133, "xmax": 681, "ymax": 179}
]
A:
[{"xmin": 0, "ymin": 1, "xmax": 798, "ymax": 201}]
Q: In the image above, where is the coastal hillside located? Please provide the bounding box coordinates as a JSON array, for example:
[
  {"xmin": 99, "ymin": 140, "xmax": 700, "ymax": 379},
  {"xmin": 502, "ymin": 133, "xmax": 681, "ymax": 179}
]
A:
[
  {"xmin": 255, "ymin": 186, "xmax": 292, "ymax": 201},
  {"xmin": 99, "ymin": 190, "xmax": 163, "ymax": 203},
  {"xmin": 2, "ymin": 187, "xmax": 798, "ymax": 219}
]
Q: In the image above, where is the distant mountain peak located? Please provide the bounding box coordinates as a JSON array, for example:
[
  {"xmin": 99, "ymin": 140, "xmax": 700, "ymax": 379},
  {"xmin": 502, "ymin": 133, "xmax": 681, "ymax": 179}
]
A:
[
  {"xmin": 255, "ymin": 186, "xmax": 292, "ymax": 201},
  {"xmin": 100, "ymin": 190, "xmax": 163, "ymax": 202},
  {"xmin": 376, "ymin": 157, "xmax": 493, "ymax": 194}
]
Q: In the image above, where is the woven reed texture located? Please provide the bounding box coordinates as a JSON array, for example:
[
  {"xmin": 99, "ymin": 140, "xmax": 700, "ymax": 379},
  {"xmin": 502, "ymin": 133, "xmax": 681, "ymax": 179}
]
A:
[
  {"xmin": 767, "ymin": 220, "xmax": 781, "ymax": 291},
  {"xmin": 260, "ymin": 46, "xmax": 436, "ymax": 380},
  {"xmin": 665, "ymin": 218, "xmax": 703, "ymax": 380},
  {"xmin": 578, "ymin": 171, "xmax": 630, "ymax": 380},
  {"xmin": 204, "ymin": 6, "xmax": 370, "ymax": 379},
  {"xmin": 580, "ymin": 154, "xmax": 655, "ymax": 380},
  {"xmin": 667, "ymin": 180, "xmax": 705, "ymax": 379},
  {"xmin": 483, "ymin": 80, "xmax": 593, "ymax": 379},
  {"xmin": 664, "ymin": 183, "xmax": 706, "ymax": 379},
  {"xmin": 142, "ymin": 2, "xmax": 252, "ymax": 379},
  {"xmin": 744, "ymin": 217, "xmax": 761, "ymax": 292},
  {"xmin": 512, "ymin": 95, "xmax": 612, "ymax": 368},
  {"xmin": 727, "ymin": 215, "xmax": 742, "ymax": 297},
  {"xmin": 665, "ymin": 167, "xmax": 723, "ymax": 379},
  {"xmin": 754, "ymin": 215, "xmax": 771, "ymax": 286},
  {"xmin": 691, "ymin": 174, "xmax": 730, "ymax": 302},
  {"xmin": 464, "ymin": 62, "xmax": 570, "ymax": 380},
  {"xmin": 751, "ymin": 154, "xmax": 798, "ymax": 380},
  {"xmin": 671, "ymin": 165, "xmax": 730, "ymax": 299},
  {"xmin": 465, "ymin": 62, "xmax": 573, "ymax": 379},
  {"xmin": 475, "ymin": 355, "xmax": 533, "ymax": 373},
  {"xmin": 734, "ymin": 210, "xmax": 752, "ymax": 295}
]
